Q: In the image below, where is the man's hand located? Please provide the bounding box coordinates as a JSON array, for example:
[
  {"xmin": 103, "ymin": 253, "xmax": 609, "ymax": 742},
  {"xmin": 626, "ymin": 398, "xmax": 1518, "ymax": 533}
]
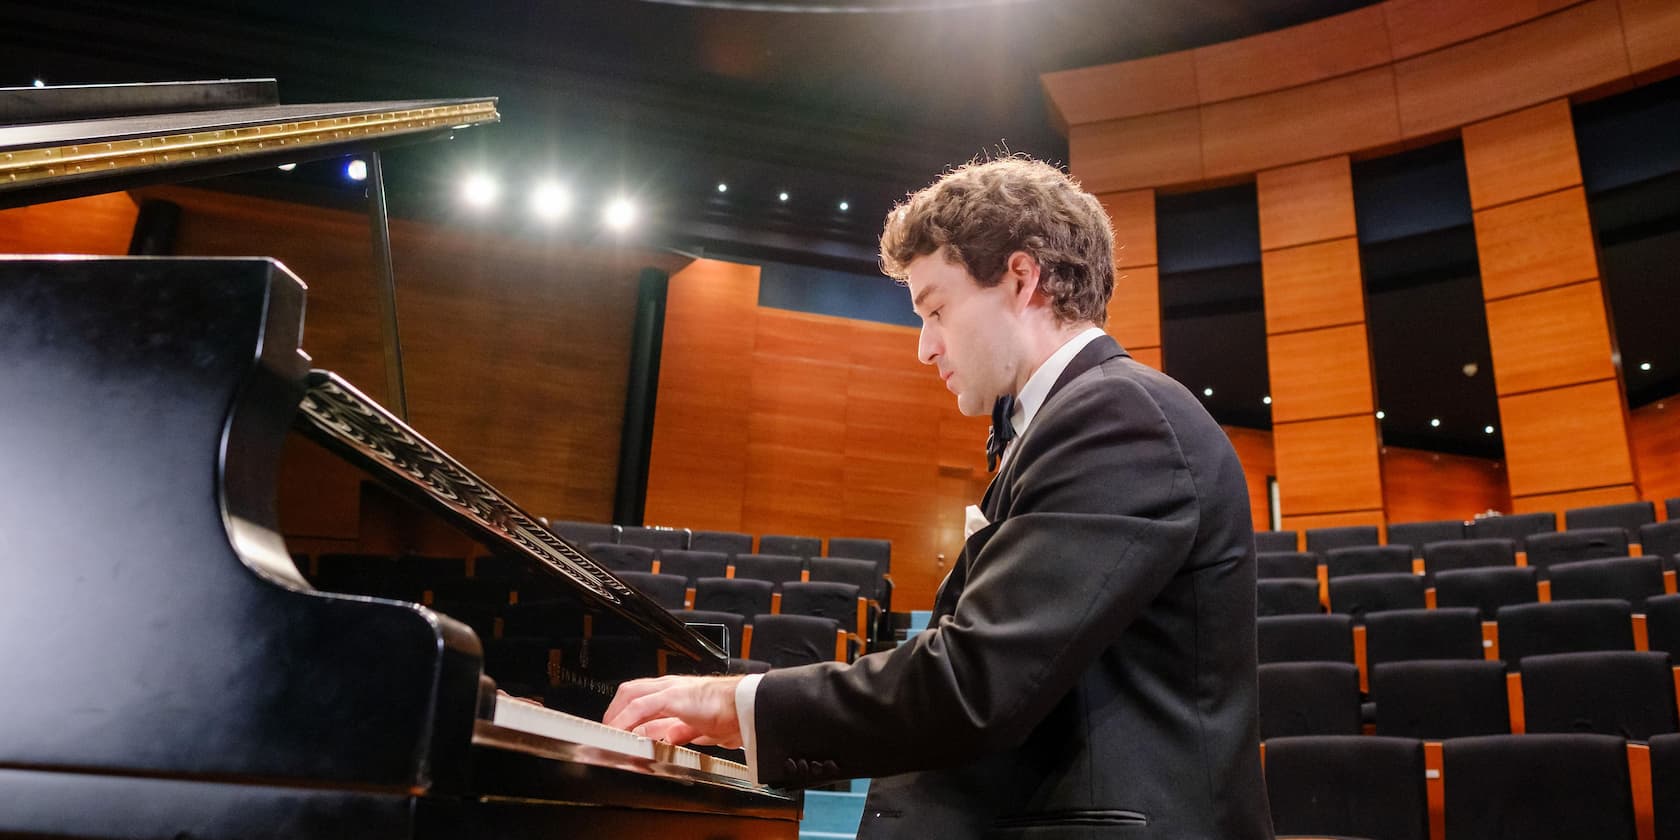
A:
[{"xmin": 603, "ymin": 675, "xmax": 745, "ymax": 749}]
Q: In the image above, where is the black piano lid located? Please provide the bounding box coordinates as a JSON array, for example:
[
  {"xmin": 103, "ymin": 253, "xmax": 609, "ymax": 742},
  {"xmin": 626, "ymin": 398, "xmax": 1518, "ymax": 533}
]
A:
[{"xmin": 0, "ymin": 79, "xmax": 498, "ymax": 209}]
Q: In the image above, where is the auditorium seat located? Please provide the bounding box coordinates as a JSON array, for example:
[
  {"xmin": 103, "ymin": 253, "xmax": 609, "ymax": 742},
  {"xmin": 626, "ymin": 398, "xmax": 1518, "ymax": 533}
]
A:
[
  {"xmin": 1422, "ymin": 538, "xmax": 1517, "ymax": 575},
  {"xmin": 654, "ymin": 549, "xmax": 730, "ymax": 585},
  {"xmin": 1464, "ymin": 511, "xmax": 1556, "ymax": 549},
  {"xmin": 758, "ymin": 534, "xmax": 821, "ymax": 558},
  {"xmin": 1304, "ymin": 525, "xmax": 1379, "ymax": 553},
  {"xmin": 1640, "ymin": 521, "xmax": 1680, "ymax": 569},
  {"xmin": 692, "ymin": 577, "xmax": 773, "ymax": 620},
  {"xmin": 1495, "ymin": 599, "xmax": 1635, "ymax": 666},
  {"xmin": 1434, "ymin": 566, "xmax": 1539, "ymax": 620},
  {"xmin": 1548, "ymin": 556, "xmax": 1667, "ymax": 611},
  {"xmin": 1364, "ymin": 607, "xmax": 1484, "ymax": 668},
  {"xmin": 1256, "ymin": 551, "xmax": 1319, "ymax": 580},
  {"xmin": 779, "ymin": 581, "xmax": 864, "ymax": 636},
  {"xmin": 1328, "ymin": 573, "xmax": 1426, "ymax": 623},
  {"xmin": 1372, "ymin": 660, "xmax": 1510, "ymax": 738},
  {"xmin": 587, "ymin": 542, "xmax": 655, "ymax": 574},
  {"xmin": 550, "ymin": 519, "xmax": 619, "ymax": 546},
  {"xmin": 808, "ymin": 556, "xmax": 881, "ymax": 602},
  {"xmin": 1442, "ymin": 734, "xmax": 1636, "ymax": 840},
  {"xmin": 615, "ymin": 571, "xmax": 688, "ymax": 611},
  {"xmin": 745, "ymin": 614, "xmax": 844, "ymax": 668},
  {"xmin": 672, "ymin": 608, "xmax": 746, "ymax": 659},
  {"xmin": 1669, "ymin": 498, "xmax": 1680, "ymax": 522},
  {"xmin": 826, "ymin": 537, "xmax": 891, "ymax": 576},
  {"xmin": 689, "ymin": 530, "xmax": 754, "ymax": 555},
  {"xmin": 1565, "ymin": 500, "xmax": 1657, "ymax": 541},
  {"xmin": 1649, "ymin": 595, "xmax": 1680, "ymax": 658},
  {"xmin": 1264, "ymin": 735, "xmax": 1428, "ymax": 840},
  {"xmin": 1324, "ymin": 545, "xmax": 1414, "ymax": 578},
  {"xmin": 730, "ymin": 553, "xmax": 805, "ymax": 589},
  {"xmin": 1521, "ymin": 651, "xmax": 1679, "ymax": 741},
  {"xmin": 619, "ymin": 525, "xmax": 689, "ymax": 551},
  {"xmin": 1652, "ymin": 732, "xmax": 1680, "ymax": 840},
  {"xmin": 1257, "ymin": 662, "xmax": 1361, "ymax": 739},
  {"xmin": 1257, "ymin": 579, "xmax": 1323, "ymax": 617},
  {"xmin": 1257, "ymin": 614, "xmax": 1354, "ymax": 665},
  {"xmin": 1254, "ymin": 530, "xmax": 1299, "ymax": 553},
  {"xmin": 1524, "ymin": 527, "xmax": 1630, "ymax": 577},
  {"xmin": 1387, "ymin": 519, "xmax": 1466, "ymax": 558}
]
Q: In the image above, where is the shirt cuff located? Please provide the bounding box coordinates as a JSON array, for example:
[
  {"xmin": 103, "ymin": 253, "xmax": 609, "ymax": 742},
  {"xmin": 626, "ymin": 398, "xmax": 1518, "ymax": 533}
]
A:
[{"xmin": 735, "ymin": 672, "xmax": 764, "ymax": 785}]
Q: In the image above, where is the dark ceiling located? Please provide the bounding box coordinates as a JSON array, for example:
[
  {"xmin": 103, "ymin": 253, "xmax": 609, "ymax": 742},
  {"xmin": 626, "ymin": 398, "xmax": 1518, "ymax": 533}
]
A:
[{"xmin": 6, "ymin": 0, "xmax": 1675, "ymax": 466}]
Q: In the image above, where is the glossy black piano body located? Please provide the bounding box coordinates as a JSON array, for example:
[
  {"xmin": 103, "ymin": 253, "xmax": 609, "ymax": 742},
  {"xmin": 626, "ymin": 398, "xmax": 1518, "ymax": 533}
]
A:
[{"xmin": 0, "ymin": 257, "xmax": 799, "ymax": 837}]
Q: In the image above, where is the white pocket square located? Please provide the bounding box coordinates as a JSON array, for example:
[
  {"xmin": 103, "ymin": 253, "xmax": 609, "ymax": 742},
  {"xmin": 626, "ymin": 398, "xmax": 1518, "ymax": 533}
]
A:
[{"xmin": 964, "ymin": 504, "xmax": 989, "ymax": 540}]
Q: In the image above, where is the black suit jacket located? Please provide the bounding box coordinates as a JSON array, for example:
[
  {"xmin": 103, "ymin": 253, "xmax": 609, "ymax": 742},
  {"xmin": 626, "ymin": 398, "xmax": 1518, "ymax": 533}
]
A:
[{"xmin": 755, "ymin": 335, "xmax": 1272, "ymax": 839}]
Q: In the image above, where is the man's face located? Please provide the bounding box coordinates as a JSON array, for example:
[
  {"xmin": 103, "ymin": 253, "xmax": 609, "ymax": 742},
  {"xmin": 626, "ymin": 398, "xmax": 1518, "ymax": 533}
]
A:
[{"xmin": 906, "ymin": 249, "xmax": 1021, "ymax": 417}]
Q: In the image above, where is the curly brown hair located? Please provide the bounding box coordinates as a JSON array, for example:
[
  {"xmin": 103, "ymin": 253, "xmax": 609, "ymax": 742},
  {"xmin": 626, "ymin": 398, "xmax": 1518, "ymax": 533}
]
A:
[{"xmin": 880, "ymin": 157, "xmax": 1114, "ymax": 326}]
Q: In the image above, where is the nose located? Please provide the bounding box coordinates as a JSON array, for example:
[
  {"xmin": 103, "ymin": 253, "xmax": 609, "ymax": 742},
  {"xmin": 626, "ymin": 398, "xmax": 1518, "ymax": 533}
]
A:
[{"xmin": 917, "ymin": 321, "xmax": 940, "ymax": 366}]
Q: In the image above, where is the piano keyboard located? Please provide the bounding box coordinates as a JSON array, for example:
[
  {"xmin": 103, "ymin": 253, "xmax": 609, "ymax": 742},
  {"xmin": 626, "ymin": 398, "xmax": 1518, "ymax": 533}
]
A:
[{"xmin": 492, "ymin": 695, "xmax": 755, "ymax": 784}]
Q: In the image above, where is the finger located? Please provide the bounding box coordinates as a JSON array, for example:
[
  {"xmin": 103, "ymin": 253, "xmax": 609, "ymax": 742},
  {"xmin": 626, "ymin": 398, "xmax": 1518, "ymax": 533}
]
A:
[{"xmin": 603, "ymin": 676, "xmax": 670, "ymax": 727}]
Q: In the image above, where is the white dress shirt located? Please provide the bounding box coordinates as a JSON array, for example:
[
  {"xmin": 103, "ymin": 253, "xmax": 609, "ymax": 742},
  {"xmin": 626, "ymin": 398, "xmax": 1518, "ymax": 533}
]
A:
[{"xmin": 732, "ymin": 326, "xmax": 1111, "ymax": 783}]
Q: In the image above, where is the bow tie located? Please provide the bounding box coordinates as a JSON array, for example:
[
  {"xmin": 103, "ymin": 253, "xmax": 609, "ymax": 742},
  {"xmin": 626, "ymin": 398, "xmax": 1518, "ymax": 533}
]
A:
[{"xmin": 985, "ymin": 393, "xmax": 1017, "ymax": 472}]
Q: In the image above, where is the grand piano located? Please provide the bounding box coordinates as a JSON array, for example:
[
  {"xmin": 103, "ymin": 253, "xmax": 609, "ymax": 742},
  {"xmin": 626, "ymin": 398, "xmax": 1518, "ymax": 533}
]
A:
[{"xmin": 0, "ymin": 82, "xmax": 801, "ymax": 838}]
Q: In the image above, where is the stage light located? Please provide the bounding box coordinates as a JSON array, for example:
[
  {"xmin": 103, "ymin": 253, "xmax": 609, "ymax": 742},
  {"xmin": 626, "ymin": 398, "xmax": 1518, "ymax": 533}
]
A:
[
  {"xmin": 277, "ymin": 163, "xmax": 297, "ymax": 172},
  {"xmin": 32, "ymin": 79, "xmax": 44, "ymax": 88},
  {"xmin": 462, "ymin": 173, "xmax": 499, "ymax": 209},
  {"xmin": 838, "ymin": 200, "xmax": 849, "ymax": 212},
  {"xmin": 530, "ymin": 182, "xmax": 571, "ymax": 221},
  {"xmin": 717, "ymin": 183, "xmax": 728, "ymax": 193},
  {"xmin": 604, "ymin": 197, "xmax": 637, "ymax": 231},
  {"xmin": 1430, "ymin": 418, "xmax": 1441, "ymax": 428},
  {"xmin": 1262, "ymin": 395, "xmax": 1272, "ymax": 405},
  {"xmin": 1640, "ymin": 362, "xmax": 1653, "ymax": 371},
  {"xmin": 779, "ymin": 191, "xmax": 789, "ymax": 202},
  {"xmin": 346, "ymin": 159, "xmax": 368, "ymax": 181},
  {"xmin": 1484, "ymin": 425, "xmax": 1495, "ymax": 434},
  {"xmin": 1376, "ymin": 410, "xmax": 1385, "ymax": 420},
  {"xmin": 1202, "ymin": 388, "xmax": 1213, "ymax": 397}
]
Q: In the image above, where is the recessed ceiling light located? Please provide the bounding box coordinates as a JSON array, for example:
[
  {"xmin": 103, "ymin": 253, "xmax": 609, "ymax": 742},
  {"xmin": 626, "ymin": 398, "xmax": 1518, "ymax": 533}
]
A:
[
  {"xmin": 1484, "ymin": 425, "xmax": 1495, "ymax": 434},
  {"xmin": 1376, "ymin": 410, "xmax": 1385, "ymax": 420},
  {"xmin": 1202, "ymin": 387, "xmax": 1214, "ymax": 397},
  {"xmin": 1430, "ymin": 418, "xmax": 1441, "ymax": 428},
  {"xmin": 604, "ymin": 197, "xmax": 637, "ymax": 232},
  {"xmin": 276, "ymin": 163, "xmax": 297, "ymax": 172},
  {"xmin": 1262, "ymin": 395, "xmax": 1272, "ymax": 405},
  {"xmin": 838, "ymin": 200, "xmax": 849, "ymax": 212},
  {"xmin": 778, "ymin": 191, "xmax": 789, "ymax": 202},
  {"xmin": 345, "ymin": 159, "xmax": 368, "ymax": 182},
  {"xmin": 461, "ymin": 173, "xmax": 499, "ymax": 208},
  {"xmin": 530, "ymin": 182, "xmax": 571, "ymax": 221},
  {"xmin": 1640, "ymin": 362, "xmax": 1652, "ymax": 371},
  {"xmin": 717, "ymin": 183, "xmax": 728, "ymax": 193}
]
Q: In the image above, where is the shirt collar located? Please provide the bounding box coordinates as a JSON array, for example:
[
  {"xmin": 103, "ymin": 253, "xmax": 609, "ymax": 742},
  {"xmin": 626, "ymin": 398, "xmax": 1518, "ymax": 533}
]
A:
[{"xmin": 1010, "ymin": 326, "xmax": 1107, "ymax": 439}]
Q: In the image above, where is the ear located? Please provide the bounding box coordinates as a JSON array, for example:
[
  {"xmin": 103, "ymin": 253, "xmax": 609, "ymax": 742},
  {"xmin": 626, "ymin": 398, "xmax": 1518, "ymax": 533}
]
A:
[{"xmin": 1006, "ymin": 251, "xmax": 1043, "ymax": 311}]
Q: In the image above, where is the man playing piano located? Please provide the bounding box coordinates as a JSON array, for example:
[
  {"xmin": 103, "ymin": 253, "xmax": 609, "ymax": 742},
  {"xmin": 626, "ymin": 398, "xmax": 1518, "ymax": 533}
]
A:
[{"xmin": 606, "ymin": 157, "xmax": 1273, "ymax": 839}]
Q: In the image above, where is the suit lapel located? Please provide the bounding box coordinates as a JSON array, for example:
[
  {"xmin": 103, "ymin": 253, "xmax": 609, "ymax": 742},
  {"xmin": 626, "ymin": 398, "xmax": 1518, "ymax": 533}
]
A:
[{"xmin": 978, "ymin": 333, "xmax": 1128, "ymax": 520}]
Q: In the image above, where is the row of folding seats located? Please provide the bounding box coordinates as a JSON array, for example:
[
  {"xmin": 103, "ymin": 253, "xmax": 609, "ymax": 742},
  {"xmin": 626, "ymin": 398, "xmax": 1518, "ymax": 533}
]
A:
[
  {"xmin": 1262, "ymin": 534, "xmax": 1679, "ymax": 581},
  {"xmin": 1261, "ymin": 650, "xmax": 1680, "ymax": 741},
  {"xmin": 1256, "ymin": 496, "xmax": 1680, "ymax": 554},
  {"xmin": 1260, "ymin": 562, "xmax": 1680, "ymax": 619},
  {"xmin": 1264, "ymin": 732, "xmax": 1680, "ymax": 840},
  {"xmin": 1258, "ymin": 601, "xmax": 1680, "ymax": 671}
]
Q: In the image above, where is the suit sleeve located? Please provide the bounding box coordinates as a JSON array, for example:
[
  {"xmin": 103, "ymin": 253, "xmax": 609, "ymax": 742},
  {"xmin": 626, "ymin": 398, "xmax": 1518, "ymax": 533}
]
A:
[{"xmin": 752, "ymin": 370, "xmax": 1200, "ymax": 786}]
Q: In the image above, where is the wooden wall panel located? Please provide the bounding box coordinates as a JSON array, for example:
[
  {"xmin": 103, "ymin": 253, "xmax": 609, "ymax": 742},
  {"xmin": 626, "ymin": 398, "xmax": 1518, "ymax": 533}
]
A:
[
  {"xmin": 1460, "ymin": 99, "xmax": 1585, "ymax": 210},
  {"xmin": 1392, "ymin": 0, "xmax": 1628, "ymax": 138},
  {"xmin": 1513, "ymin": 485, "xmax": 1642, "ymax": 514},
  {"xmin": 1382, "ymin": 446, "xmax": 1512, "ymax": 522},
  {"xmin": 1500, "ymin": 379, "xmax": 1637, "ymax": 497},
  {"xmin": 1383, "ymin": 0, "xmax": 1585, "ymax": 60},
  {"xmin": 1192, "ymin": 6, "xmax": 1393, "ymax": 104},
  {"xmin": 1098, "ymin": 189, "xmax": 1158, "ymax": 269},
  {"xmin": 0, "ymin": 192, "xmax": 137, "ymax": 255},
  {"xmin": 1630, "ymin": 400, "xmax": 1680, "ymax": 506},
  {"xmin": 1473, "ymin": 186, "xmax": 1601, "ymax": 300},
  {"xmin": 1224, "ymin": 426, "xmax": 1277, "ymax": 531},
  {"xmin": 1109, "ymin": 265, "xmax": 1161, "ymax": 350},
  {"xmin": 1484, "ymin": 280, "xmax": 1617, "ymax": 395},
  {"xmin": 1274, "ymin": 415, "xmax": 1387, "ymax": 515},
  {"xmin": 1267, "ymin": 325, "xmax": 1377, "ymax": 423},
  {"xmin": 645, "ymin": 259, "xmax": 760, "ymax": 531},
  {"xmin": 1040, "ymin": 52, "xmax": 1200, "ymax": 127},
  {"xmin": 1070, "ymin": 110, "xmax": 1204, "ymax": 193},
  {"xmin": 1620, "ymin": 0, "xmax": 1680, "ymax": 74},
  {"xmin": 1261, "ymin": 239, "xmax": 1367, "ymax": 334},
  {"xmin": 1130, "ymin": 346, "xmax": 1164, "ymax": 370},
  {"xmin": 1257, "ymin": 157, "xmax": 1358, "ymax": 250},
  {"xmin": 1201, "ymin": 68, "xmax": 1402, "ymax": 179}
]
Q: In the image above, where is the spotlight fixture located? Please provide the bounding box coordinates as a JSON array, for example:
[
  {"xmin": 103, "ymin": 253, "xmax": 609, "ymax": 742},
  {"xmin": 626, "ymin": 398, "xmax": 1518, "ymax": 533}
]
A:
[
  {"xmin": 462, "ymin": 173, "xmax": 500, "ymax": 209},
  {"xmin": 276, "ymin": 163, "xmax": 297, "ymax": 172},
  {"xmin": 345, "ymin": 159, "xmax": 368, "ymax": 182},
  {"xmin": 838, "ymin": 201, "xmax": 849, "ymax": 212},
  {"xmin": 717, "ymin": 183, "xmax": 728, "ymax": 193},
  {"xmin": 1430, "ymin": 418, "xmax": 1441, "ymax": 428},
  {"xmin": 778, "ymin": 191, "xmax": 789, "ymax": 202},
  {"xmin": 1262, "ymin": 395, "xmax": 1272, "ymax": 405},
  {"xmin": 1202, "ymin": 388, "xmax": 1214, "ymax": 397},
  {"xmin": 530, "ymin": 182, "xmax": 572, "ymax": 221},
  {"xmin": 1640, "ymin": 362, "xmax": 1653, "ymax": 371},
  {"xmin": 1376, "ymin": 410, "xmax": 1385, "ymax": 420},
  {"xmin": 604, "ymin": 197, "xmax": 637, "ymax": 232},
  {"xmin": 1484, "ymin": 425, "xmax": 1495, "ymax": 434}
]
